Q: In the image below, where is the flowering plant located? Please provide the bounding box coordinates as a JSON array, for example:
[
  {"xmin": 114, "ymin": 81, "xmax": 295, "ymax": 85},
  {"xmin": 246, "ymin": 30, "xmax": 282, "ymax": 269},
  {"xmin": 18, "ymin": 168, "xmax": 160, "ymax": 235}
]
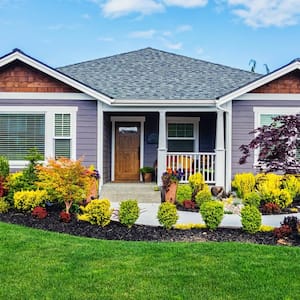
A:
[{"xmin": 161, "ymin": 168, "xmax": 183, "ymax": 189}]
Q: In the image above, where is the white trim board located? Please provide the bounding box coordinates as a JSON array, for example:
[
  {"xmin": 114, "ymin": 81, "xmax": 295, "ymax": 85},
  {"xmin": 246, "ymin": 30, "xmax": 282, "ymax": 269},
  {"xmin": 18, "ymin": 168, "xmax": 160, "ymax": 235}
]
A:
[
  {"xmin": 0, "ymin": 50, "xmax": 112, "ymax": 105},
  {"xmin": 110, "ymin": 116, "xmax": 145, "ymax": 182},
  {"xmin": 0, "ymin": 92, "xmax": 95, "ymax": 100},
  {"xmin": 0, "ymin": 106, "xmax": 77, "ymax": 168}
]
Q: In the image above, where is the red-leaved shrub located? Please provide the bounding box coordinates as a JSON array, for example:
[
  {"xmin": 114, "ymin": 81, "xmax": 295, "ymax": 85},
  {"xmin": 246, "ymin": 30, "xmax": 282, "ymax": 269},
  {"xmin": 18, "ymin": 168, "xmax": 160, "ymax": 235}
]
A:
[
  {"xmin": 261, "ymin": 202, "xmax": 281, "ymax": 214},
  {"xmin": 183, "ymin": 200, "xmax": 195, "ymax": 209},
  {"xmin": 32, "ymin": 206, "xmax": 48, "ymax": 219},
  {"xmin": 59, "ymin": 211, "xmax": 71, "ymax": 223},
  {"xmin": 273, "ymin": 225, "xmax": 292, "ymax": 239}
]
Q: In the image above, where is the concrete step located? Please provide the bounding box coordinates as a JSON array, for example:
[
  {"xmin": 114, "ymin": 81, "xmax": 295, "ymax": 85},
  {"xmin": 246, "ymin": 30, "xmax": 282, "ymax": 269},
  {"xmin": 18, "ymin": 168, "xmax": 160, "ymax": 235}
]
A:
[{"xmin": 99, "ymin": 183, "xmax": 161, "ymax": 203}]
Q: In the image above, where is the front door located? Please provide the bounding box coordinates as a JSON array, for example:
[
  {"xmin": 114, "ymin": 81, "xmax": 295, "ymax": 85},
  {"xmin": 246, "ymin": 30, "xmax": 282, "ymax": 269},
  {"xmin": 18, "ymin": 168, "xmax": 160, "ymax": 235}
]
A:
[{"xmin": 115, "ymin": 122, "xmax": 140, "ymax": 182}]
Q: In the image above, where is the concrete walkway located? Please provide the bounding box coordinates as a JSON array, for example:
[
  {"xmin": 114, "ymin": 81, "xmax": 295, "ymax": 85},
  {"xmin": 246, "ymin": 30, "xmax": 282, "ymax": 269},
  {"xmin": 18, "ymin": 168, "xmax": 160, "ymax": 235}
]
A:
[{"xmin": 111, "ymin": 202, "xmax": 300, "ymax": 228}]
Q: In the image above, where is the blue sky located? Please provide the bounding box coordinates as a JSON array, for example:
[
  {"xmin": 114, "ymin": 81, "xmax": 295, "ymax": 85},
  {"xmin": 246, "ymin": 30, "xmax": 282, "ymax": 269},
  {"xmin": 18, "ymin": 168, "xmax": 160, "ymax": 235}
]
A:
[{"xmin": 1, "ymin": 0, "xmax": 300, "ymax": 73}]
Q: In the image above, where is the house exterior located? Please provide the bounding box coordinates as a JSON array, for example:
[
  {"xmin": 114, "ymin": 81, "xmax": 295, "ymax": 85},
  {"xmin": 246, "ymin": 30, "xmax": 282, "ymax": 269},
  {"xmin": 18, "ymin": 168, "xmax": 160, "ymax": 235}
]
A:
[{"xmin": 0, "ymin": 48, "xmax": 299, "ymax": 192}]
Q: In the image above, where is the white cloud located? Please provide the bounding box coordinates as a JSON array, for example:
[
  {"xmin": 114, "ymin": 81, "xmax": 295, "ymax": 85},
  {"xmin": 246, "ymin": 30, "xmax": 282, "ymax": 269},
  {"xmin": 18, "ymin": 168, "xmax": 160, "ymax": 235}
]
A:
[
  {"xmin": 176, "ymin": 24, "xmax": 192, "ymax": 32},
  {"xmin": 101, "ymin": 0, "xmax": 164, "ymax": 18},
  {"xmin": 226, "ymin": 0, "xmax": 300, "ymax": 27},
  {"xmin": 161, "ymin": 38, "xmax": 183, "ymax": 49},
  {"xmin": 163, "ymin": 0, "xmax": 208, "ymax": 7},
  {"xmin": 129, "ymin": 29, "xmax": 156, "ymax": 38}
]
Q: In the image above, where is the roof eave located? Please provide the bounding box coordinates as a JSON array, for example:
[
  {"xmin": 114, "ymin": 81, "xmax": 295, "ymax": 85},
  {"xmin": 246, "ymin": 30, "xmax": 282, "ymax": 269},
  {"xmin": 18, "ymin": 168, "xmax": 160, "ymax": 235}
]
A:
[
  {"xmin": 217, "ymin": 60, "xmax": 300, "ymax": 106},
  {"xmin": 0, "ymin": 50, "xmax": 113, "ymax": 105}
]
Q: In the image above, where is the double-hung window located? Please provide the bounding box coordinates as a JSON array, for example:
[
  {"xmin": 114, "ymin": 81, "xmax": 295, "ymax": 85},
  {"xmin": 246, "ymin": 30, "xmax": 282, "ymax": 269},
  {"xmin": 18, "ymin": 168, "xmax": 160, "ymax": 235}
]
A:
[
  {"xmin": 0, "ymin": 106, "xmax": 77, "ymax": 167},
  {"xmin": 167, "ymin": 117, "xmax": 199, "ymax": 152}
]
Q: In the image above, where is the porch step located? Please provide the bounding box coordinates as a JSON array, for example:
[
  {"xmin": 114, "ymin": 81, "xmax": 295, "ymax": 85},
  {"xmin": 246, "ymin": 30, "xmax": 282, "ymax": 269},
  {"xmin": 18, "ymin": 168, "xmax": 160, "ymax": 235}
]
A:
[{"xmin": 99, "ymin": 183, "xmax": 161, "ymax": 203}]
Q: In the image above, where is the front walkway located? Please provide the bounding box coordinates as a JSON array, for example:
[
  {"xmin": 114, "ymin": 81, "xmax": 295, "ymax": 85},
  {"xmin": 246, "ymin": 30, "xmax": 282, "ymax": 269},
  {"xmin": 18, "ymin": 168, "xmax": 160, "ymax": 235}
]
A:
[{"xmin": 111, "ymin": 202, "xmax": 300, "ymax": 228}]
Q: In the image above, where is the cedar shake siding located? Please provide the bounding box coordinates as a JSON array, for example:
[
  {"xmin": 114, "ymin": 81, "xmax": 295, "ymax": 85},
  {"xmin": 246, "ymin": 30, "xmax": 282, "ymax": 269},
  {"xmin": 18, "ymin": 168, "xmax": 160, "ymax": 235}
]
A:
[
  {"xmin": 232, "ymin": 99, "xmax": 300, "ymax": 177},
  {"xmin": 0, "ymin": 99, "xmax": 97, "ymax": 167},
  {"xmin": 251, "ymin": 70, "xmax": 300, "ymax": 93},
  {"xmin": 0, "ymin": 61, "xmax": 79, "ymax": 93}
]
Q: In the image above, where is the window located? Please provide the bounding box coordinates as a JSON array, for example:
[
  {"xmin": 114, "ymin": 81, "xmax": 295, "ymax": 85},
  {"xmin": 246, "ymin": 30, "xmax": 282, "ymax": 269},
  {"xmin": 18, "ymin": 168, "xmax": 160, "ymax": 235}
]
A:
[
  {"xmin": 0, "ymin": 114, "xmax": 45, "ymax": 160},
  {"xmin": 167, "ymin": 117, "xmax": 199, "ymax": 152},
  {"xmin": 254, "ymin": 107, "xmax": 300, "ymax": 162},
  {"xmin": 0, "ymin": 107, "xmax": 77, "ymax": 167},
  {"xmin": 55, "ymin": 114, "xmax": 71, "ymax": 158}
]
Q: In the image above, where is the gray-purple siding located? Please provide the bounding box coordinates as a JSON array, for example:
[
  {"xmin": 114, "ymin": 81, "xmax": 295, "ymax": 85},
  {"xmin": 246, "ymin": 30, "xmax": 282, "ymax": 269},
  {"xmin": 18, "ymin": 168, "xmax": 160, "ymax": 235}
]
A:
[
  {"xmin": 0, "ymin": 99, "xmax": 97, "ymax": 167},
  {"xmin": 232, "ymin": 99, "xmax": 300, "ymax": 177}
]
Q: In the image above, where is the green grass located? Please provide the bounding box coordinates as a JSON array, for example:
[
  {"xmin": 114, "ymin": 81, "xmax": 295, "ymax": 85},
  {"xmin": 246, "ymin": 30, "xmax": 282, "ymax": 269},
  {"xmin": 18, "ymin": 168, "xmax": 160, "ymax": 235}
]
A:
[{"xmin": 1, "ymin": 222, "xmax": 300, "ymax": 300}]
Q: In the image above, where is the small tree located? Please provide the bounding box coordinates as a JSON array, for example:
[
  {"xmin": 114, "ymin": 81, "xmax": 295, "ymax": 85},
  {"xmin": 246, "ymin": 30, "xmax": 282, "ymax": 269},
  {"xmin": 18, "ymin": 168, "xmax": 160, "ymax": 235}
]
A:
[
  {"xmin": 239, "ymin": 114, "xmax": 300, "ymax": 174},
  {"xmin": 37, "ymin": 157, "xmax": 92, "ymax": 214}
]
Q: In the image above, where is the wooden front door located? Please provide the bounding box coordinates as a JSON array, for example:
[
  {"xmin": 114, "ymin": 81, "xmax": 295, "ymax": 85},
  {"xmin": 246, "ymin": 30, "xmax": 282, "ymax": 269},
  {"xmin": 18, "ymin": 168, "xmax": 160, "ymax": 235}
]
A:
[{"xmin": 115, "ymin": 122, "xmax": 140, "ymax": 182}]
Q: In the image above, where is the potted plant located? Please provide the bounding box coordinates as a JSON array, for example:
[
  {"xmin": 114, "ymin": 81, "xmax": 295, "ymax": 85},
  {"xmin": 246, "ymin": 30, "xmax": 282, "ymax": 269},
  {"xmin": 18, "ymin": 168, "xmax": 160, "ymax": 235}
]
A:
[
  {"xmin": 140, "ymin": 166, "xmax": 154, "ymax": 182},
  {"xmin": 161, "ymin": 169, "xmax": 183, "ymax": 204}
]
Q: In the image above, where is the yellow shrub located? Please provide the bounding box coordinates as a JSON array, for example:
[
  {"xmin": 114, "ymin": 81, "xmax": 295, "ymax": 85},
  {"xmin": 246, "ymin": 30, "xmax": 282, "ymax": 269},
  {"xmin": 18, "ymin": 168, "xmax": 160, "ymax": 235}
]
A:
[
  {"xmin": 13, "ymin": 190, "xmax": 49, "ymax": 212},
  {"xmin": 259, "ymin": 225, "xmax": 274, "ymax": 232},
  {"xmin": 174, "ymin": 223, "xmax": 206, "ymax": 230},
  {"xmin": 232, "ymin": 173, "xmax": 256, "ymax": 198},
  {"xmin": 0, "ymin": 197, "xmax": 10, "ymax": 213},
  {"xmin": 260, "ymin": 188, "xmax": 292, "ymax": 209},
  {"xmin": 188, "ymin": 173, "xmax": 205, "ymax": 192},
  {"xmin": 79, "ymin": 198, "xmax": 113, "ymax": 227},
  {"xmin": 256, "ymin": 173, "xmax": 282, "ymax": 192},
  {"xmin": 282, "ymin": 175, "xmax": 300, "ymax": 200}
]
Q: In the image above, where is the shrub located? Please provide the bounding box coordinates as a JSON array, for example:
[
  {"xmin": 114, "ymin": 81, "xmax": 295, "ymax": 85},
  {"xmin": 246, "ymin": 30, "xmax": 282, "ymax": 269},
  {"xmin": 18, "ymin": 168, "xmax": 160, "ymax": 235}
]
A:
[
  {"xmin": 60, "ymin": 211, "xmax": 71, "ymax": 223},
  {"xmin": 259, "ymin": 225, "xmax": 274, "ymax": 232},
  {"xmin": 174, "ymin": 223, "xmax": 206, "ymax": 230},
  {"xmin": 231, "ymin": 173, "xmax": 256, "ymax": 199},
  {"xmin": 157, "ymin": 202, "xmax": 178, "ymax": 229},
  {"xmin": 261, "ymin": 202, "xmax": 281, "ymax": 214},
  {"xmin": 0, "ymin": 197, "xmax": 10, "ymax": 213},
  {"xmin": 183, "ymin": 200, "xmax": 195, "ymax": 209},
  {"xmin": 37, "ymin": 157, "xmax": 93, "ymax": 214},
  {"xmin": 119, "ymin": 199, "xmax": 140, "ymax": 228},
  {"xmin": 188, "ymin": 173, "xmax": 205, "ymax": 193},
  {"xmin": 282, "ymin": 216, "xmax": 299, "ymax": 232},
  {"xmin": 282, "ymin": 175, "xmax": 300, "ymax": 200},
  {"xmin": 195, "ymin": 186, "xmax": 212, "ymax": 207},
  {"xmin": 200, "ymin": 201, "xmax": 224, "ymax": 230},
  {"xmin": 176, "ymin": 184, "xmax": 192, "ymax": 205},
  {"xmin": 243, "ymin": 192, "xmax": 261, "ymax": 207},
  {"xmin": 260, "ymin": 188, "xmax": 292, "ymax": 209},
  {"xmin": 13, "ymin": 190, "xmax": 49, "ymax": 212},
  {"xmin": 32, "ymin": 206, "xmax": 48, "ymax": 219},
  {"xmin": 274, "ymin": 225, "xmax": 292, "ymax": 239},
  {"xmin": 241, "ymin": 205, "xmax": 261, "ymax": 233},
  {"xmin": 78, "ymin": 199, "xmax": 113, "ymax": 227},
  {"xmin": 0, "ymin": 155, "xmax": 9, "ymax": 179}
]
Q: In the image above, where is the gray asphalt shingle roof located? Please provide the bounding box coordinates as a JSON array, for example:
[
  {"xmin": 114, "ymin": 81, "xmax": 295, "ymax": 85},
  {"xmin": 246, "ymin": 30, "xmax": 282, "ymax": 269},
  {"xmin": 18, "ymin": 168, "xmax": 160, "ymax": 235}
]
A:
[{"xmin": 58, "ymin": 47, "xmax": 261, "ymax": 100}]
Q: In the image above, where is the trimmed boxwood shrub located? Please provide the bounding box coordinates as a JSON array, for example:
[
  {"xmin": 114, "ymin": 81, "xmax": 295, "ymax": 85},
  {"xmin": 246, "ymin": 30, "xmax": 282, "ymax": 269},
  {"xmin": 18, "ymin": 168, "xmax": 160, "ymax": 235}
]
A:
[
  {"xmin": 241, "ymin": 205, "xmax": 261, "ymax": 233},
  {"xmin": 157, "ymin": 202, "xmax": 178, "ymax": 229},
  {"xmin": 119, "ymin": 199, "xmax": 140, "ymax": 228},
  {"xmin": 200, "ymin": 201, "xmax": 224, "ymax": 230},
  {"xmin": 195, "ymin": 187, "xmax": 212, "ymax": 207},
  {"xmin": 243, "ymin": 192, "xmax": 261, "ymax": 207},
  {"xmin": 176, "ymin": 184, "xmax": 192, "ymax": 205},
  {"xmin": 78, "ymin": 199, "xmax": 113, "ymax": 227}
]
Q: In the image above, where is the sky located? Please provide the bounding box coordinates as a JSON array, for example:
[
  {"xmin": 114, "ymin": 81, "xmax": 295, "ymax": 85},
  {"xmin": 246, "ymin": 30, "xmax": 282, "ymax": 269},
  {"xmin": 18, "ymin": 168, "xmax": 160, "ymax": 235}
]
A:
[{"xmin": 1, "ymin": 0, "xmax": 300, "ymax": 74}]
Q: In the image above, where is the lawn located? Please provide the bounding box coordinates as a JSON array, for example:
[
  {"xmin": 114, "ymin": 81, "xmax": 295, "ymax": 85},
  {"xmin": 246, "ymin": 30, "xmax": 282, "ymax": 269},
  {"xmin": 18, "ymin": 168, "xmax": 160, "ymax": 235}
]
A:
[{"xmin": 1, "ymin": 222, "xmax": 300, "ymax": 300}]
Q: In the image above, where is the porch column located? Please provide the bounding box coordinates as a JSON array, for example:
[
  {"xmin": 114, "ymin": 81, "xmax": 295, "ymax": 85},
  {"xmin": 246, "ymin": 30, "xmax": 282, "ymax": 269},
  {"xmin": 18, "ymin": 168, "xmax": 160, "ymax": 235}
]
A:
[
  {"xmin": 215, "ymin": 109, "xmax": 225, "ymax": 188},
  {"xmin": 157, "ymin": 110, "xmax": 167, "ymax": 186},
  {"xmin": 97, "ymin": 101, "xmax": 104, "ymax": 190}
]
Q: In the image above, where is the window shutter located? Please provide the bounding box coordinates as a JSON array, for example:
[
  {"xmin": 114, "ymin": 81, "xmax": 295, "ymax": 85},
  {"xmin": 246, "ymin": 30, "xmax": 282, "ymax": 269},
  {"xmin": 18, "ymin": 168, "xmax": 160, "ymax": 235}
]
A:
[{"xmin": 0, "ymin": 114, "xmax": 45, "ymax": 160}]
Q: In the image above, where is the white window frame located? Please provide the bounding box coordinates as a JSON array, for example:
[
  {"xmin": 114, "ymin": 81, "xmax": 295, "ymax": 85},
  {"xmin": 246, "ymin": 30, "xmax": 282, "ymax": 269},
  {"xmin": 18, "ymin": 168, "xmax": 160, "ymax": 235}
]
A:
[
  {"xmin": 167, "ymin": 117, "xmax": 200, "ymax": 152},
  {"xmin": 0, "ymin": 106, "xmax": 77, "ymax": 168},
  {"xmin": 253, "ymin": 107, "xmax": 300, "ymax": 165}
]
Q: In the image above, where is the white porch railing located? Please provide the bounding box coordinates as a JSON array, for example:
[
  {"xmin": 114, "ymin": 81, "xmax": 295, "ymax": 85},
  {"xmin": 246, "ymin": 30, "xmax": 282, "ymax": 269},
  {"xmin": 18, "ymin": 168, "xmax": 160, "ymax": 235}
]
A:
[{"xmin": 166, "ymin": 152, "xmax": 216, "ymax": 184}]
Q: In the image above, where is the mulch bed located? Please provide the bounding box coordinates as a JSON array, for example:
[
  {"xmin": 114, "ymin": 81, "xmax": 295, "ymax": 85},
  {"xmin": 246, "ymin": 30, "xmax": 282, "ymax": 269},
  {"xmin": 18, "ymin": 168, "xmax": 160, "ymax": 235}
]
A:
[{"xmin": 1, "ymin": 209, "xmax": 300, "ymax": 246}]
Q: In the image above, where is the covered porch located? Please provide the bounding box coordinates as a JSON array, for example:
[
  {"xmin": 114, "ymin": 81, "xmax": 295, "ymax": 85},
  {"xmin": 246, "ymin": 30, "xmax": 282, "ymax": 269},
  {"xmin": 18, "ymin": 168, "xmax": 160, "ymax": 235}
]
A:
[{"xmin": 99, "ymin": 106, "xmax": 230, "ymax": 190}]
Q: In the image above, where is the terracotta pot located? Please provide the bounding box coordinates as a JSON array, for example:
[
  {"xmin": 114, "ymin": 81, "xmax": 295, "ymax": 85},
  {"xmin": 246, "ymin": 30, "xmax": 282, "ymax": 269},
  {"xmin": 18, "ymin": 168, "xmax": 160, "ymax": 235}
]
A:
[
  {"xmin": 165, "ymin": 182, "xmax": 178, "ymax": 204},
  {"xmin": 143, "ymin": 172, "xmax": 152, "ymax": 182}
]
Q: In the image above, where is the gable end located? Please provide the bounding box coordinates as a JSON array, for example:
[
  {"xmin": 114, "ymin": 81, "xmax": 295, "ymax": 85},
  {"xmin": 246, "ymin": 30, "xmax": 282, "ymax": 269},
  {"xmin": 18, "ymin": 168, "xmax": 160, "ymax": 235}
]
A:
[
  {"xmin": 251, "ymin": 70, "xmax": 300, "ymax": 93},
  {"xmin": 0, "ymin": 60, "xmax": 79, "ymax": 93}
]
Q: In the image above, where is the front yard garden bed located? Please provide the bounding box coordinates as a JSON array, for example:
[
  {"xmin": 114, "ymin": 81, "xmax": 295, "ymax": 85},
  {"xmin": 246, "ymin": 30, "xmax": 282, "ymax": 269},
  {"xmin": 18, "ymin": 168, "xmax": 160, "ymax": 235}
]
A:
[{"xmin": 2, "ymin": 208, "xmax": 300, "ymax": 246}]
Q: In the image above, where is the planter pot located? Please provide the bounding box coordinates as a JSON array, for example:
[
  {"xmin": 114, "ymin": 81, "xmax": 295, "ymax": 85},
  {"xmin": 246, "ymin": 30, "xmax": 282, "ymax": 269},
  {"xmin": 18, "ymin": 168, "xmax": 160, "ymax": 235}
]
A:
[
  {"xmin": 165, "ymin": 182, "xmax": 178, "ymax": 204},
  {"xmin": 143, "ymin": 172, "xmax": 152, "ymax": 183}
]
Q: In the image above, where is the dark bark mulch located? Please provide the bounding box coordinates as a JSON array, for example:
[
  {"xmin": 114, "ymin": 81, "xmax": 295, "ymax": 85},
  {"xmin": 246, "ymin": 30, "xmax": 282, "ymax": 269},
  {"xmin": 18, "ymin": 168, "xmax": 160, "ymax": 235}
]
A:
[{"xmin": 1, "ymin": 209, "xmax": 300, "ymax": 246}]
